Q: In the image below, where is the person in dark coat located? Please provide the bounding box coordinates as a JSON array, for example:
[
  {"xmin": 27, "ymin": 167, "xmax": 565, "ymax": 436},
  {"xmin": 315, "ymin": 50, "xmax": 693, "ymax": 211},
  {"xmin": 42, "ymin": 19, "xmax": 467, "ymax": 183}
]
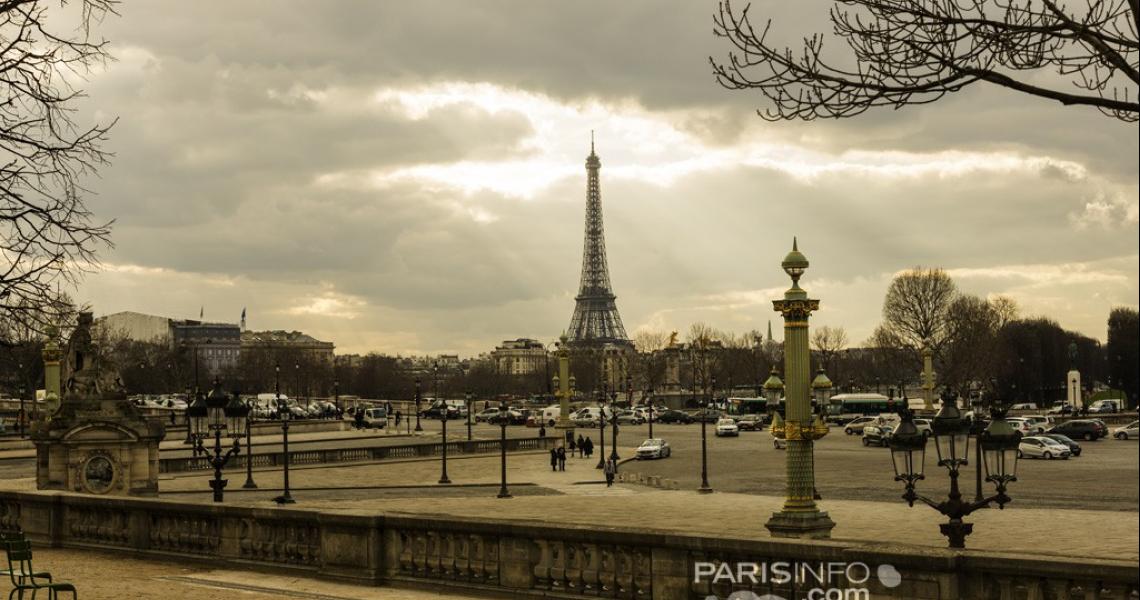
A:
[
  {"xmin": 568, "ymin": 436, "xmax": 577, "ymax": 457},
  {"xmin": 549, "ymin": 448, "xmax": 558, "ymax": 471},
  {"xmin": 583, "ymin": 437, "xmax": 594, "ymax": 458},
  {"xmin": 539, "ymin": 424, "xmax": 547, "ymax": 438},
  {"xmin": 577, "ymin": 434, "xmax": 586, "ymax": 458},
  {"xmin": 557, "ymin": 446, "xmax": 567, "ymax": 471},
  {"xmin": 604, "ymin": 458, "xmax": 617, "ymax": 487}
]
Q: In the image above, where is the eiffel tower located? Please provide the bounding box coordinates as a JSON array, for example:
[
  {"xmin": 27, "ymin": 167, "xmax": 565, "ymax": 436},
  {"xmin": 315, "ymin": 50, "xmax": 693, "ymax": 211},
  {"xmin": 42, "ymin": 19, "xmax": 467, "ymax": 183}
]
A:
[{"xmin": 566, "ymin": 136, "xmax": 629, "ymax": 345}]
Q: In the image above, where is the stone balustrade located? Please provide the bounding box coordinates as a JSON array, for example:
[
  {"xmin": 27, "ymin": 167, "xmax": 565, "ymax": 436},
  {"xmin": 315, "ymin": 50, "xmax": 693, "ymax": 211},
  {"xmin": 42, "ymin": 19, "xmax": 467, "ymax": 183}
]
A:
[
  {"xmin": 160, "ymin": 436, "xmax": 556, "ymax": 473},
  {"xmin": 1, "ymin": 490, "xmax": 1136, "ymax": 600}
]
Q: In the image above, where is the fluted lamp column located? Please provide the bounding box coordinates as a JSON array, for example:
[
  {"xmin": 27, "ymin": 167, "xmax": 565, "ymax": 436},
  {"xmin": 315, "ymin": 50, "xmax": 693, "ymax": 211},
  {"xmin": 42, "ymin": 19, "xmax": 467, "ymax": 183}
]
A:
[{"xmin": 764, "ymin": 238, "xmax": 836, "ymax": 539}]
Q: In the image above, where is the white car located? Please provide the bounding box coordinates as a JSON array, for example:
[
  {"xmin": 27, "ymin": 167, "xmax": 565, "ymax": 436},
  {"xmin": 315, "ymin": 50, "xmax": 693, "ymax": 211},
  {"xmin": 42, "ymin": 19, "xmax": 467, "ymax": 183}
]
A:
[
  {"xmin": 1021, "ymin": 415, "xmax": 1054, "ymax": 434},
  {"xmin": 1018, "ymin": 436, "xmax": 1071, "ymax": 460},
  {"xmin": 1005, "ymin": 418, "xmax": 1034, "ymax": 437},
  {"xmin": 1113, "ymin": 421, "xmax": 1138, "ymax": 440},
  {"xmin": 772, "ymin": 435, "xmax": 787, "ymax": 450},
  {"xmin": 714, "ymin": 418, "xmax": 739, "ymax": 437},
  {"xmin": 636, "ymin": 438, "xmax": 671, "ymax": 459},
  {"xmin": 843, "ymin": 416, "xmax": 878, "ymax": 435},
  {"xmin": 914, "ymin": 418, "xmax": 933, "ymax": 437}
]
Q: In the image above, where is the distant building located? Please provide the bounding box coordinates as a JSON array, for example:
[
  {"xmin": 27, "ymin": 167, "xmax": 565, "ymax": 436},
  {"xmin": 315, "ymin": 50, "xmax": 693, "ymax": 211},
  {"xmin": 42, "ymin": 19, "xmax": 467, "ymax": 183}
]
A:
[
  {"xmin": 490, "ymin": 338, "xmax": 547, "ymax": 375},
  {"xmin": 241, "ymin": 330, "xmax": 335, "ymax": 364},
  {"xmin": 96, "ymin": 311, "xmax": 173, "ymax": 343},
  {"xmin": 171, "ymin": 320, "xmax": 242, "ymax": 376}
]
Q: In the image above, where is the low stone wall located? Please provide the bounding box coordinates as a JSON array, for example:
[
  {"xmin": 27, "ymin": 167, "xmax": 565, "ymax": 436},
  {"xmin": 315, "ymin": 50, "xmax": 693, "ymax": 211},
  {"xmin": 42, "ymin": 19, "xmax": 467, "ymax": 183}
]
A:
[
  {"xmin": 160, "ymin": 436, "xmax": 556, "ymax": 474},
  {"xmin": 1, "ymin": 490, "xmax": 1135, "ymax": 600}
]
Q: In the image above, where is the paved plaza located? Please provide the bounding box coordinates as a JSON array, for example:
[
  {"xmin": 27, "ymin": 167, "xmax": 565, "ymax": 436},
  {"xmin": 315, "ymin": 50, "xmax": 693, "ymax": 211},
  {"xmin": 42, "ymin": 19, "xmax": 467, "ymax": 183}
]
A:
[{"xmin": 23, "ymin": 547, "xmax": 475, "ymax": 600}]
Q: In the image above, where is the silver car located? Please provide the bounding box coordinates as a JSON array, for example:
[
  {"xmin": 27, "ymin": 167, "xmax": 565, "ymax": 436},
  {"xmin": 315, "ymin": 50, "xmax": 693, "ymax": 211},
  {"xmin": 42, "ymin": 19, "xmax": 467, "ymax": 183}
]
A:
[
  {"xmin": 1018, "ymin": 436, "xmax": 1071, "ymax": 460},
  {"xmin": 636, "ymin": 438, "xmax": 671, "ymax": 459},
  {"xmin": 1114, "ymin": 421, "xmax": 1138, "ymax": 440}
]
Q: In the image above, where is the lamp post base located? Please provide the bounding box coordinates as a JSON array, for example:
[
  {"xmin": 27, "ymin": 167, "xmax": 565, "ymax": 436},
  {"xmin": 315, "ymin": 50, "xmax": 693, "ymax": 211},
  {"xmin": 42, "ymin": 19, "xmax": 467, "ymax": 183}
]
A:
[
  {"xmin": 242, "ymin": 479, "xmax": 258, "ymax": 489},
  {"xmin": 940, "ymin": 519, "xmax": 973, "ymax": 549},
  {"xmin": 272, "ymin": 494, "xmax": 295, "ymax": 505},
  {"xmin": 764, "ymin": 510, "xmax": 836, "ymax": 539},
  {"xmin": 697, "ymin": 485, "xmax": 714, "ymax": 494}
]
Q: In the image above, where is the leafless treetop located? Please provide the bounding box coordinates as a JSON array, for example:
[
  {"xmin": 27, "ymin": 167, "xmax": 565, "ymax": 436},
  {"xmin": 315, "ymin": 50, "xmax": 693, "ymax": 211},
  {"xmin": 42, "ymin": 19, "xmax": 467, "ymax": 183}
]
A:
[{"xmin": 712, "ymin": 0, "xmax": 1139, "ymax": 122}]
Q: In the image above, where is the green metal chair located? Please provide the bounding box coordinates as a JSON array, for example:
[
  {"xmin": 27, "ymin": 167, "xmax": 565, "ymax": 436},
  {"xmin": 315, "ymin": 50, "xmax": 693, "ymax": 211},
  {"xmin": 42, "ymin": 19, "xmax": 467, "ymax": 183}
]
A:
[
  {"xmin": 4, "ymin": 540, "xmax": 76, "ymax": 600},
  {"xmin": 3, "ymin": 528, "xmax": 53, "ymax": 597}
]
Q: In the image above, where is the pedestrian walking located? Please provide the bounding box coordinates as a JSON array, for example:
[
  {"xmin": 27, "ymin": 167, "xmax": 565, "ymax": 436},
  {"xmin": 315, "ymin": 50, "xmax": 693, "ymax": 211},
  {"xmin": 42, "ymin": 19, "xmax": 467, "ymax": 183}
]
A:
[
  {"xmin": 354, "ymin": 408, "xmax": 365, "ymax": 430},
  {"xmin": 568, "ymin": 436, "xmax": 577, "ymax": 457},
  {"xmin": 395, "ymin": 410, "xmax": 402, "ymax": 427},
  {"xmin": 557, "ymin": 446, "xmax": 567, "ymax": 471},
  {"xmin": 577, "ymin": 434, "xmax": 586, "ymax": 458},
  {"xmin": 604, "ymin": 458, "xmax": 616, "ymax": 487},
  {"xmin": 539, "ymin": 424, "xmax": 547, "ymax": 438},
  {"xmin": 549, "ymin": 448, "xmax": 558, "ymax": 472},
  {"xmin": 584, "ymin": 437, "xmax": 594, "ymax": 458}
]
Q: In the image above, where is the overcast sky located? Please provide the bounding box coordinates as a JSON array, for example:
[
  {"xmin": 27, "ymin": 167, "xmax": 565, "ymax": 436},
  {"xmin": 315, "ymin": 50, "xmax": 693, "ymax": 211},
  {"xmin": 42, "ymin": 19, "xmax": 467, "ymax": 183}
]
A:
[{"xmin": 72, "ymin": 1, "xmax": 1138, "ymax": 355}]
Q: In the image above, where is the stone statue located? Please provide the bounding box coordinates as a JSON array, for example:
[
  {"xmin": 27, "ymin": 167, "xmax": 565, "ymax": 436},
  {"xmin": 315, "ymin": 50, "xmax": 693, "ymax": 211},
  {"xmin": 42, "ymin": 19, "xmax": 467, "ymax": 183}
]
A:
[
  {"xmin": 1068, "ymin": 341, "xmax": 1079, "ymax": 371},
  {"xmin": 62, "ymin": 311, "xmax": 126, "ymax": 402}
]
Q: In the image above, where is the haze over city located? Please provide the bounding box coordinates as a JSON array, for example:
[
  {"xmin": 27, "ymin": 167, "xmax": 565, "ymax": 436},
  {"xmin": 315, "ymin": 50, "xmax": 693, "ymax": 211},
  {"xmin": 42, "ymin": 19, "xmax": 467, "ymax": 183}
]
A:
[{"xmin": 71, "ymin": 1, "xmax": 1139, "ymax": 356}]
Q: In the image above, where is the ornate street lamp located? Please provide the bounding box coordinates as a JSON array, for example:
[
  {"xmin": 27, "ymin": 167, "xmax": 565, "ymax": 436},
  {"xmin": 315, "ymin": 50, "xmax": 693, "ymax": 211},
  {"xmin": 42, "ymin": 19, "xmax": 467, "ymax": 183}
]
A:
[
  {"xmin": 646, "ymin": 387, "xmax": 655, "ymax": 439},
  {"xmin": 438, "ymin": 404, "xmax": 452, "ymax": 484},
  {"xmin": 496, "ymin": 399, "xmax": 511, "ymax": 498},
  {"xmin": 610, "ymin": 390, "xmax": 620, "ymax": 462},
  {"xmin": 465, "ymin": 389, "xmax": 474, "ymax": 441},
  {"xmin": 414, "ymin": 377, "xmax": 423, "ymax": 433},
  {"xmin": 595, "ymin": 389, "xmax": 607, "ymax": 469},
  {"xmin": 186, "ymin": 379, "xmax": 248, "ymax": 503},
  {"xmin": 242, "ymin": 389, "xmax": 257, "ymax": 490},
  {"xmin": 888, "ymin": 390, "xmax": 1021, "ymax": 548},
  {"xmin": 698, "ymin": 374, "xmax": 714, "ymax": 494},
  {"xmin": 765, "ymin": 238, "xmax": 835, "ymax": 538},
  {"xmin": 272, "ymin": 363, "xmax": 295, "ymax": 505}
]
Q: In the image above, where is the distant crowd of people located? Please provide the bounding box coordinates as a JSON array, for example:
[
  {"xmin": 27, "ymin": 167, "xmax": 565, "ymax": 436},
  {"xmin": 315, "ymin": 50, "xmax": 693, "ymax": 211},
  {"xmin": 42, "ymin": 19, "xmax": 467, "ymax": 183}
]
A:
[{"xmin": 547, "ymin": 434, "xmax": 618, "ymax": 486}]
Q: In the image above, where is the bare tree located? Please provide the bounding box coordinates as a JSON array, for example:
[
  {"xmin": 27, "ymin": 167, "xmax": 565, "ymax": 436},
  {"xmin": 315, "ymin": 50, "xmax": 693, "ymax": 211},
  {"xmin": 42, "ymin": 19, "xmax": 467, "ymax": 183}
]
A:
[
  {"xmin": 990, "ymin": 295, "xmax": 1020, "ymax": 328},
  {"xmin": 811, "ymin": 324, "xmax": 849, "ymax": 372},
  {"xmin": 632, "ymin": 330, "xmax": 670, "ymax": 392},
  {"xmin": 1, "ymin": 0, "xmax": 117, "ymax": 338},
  {"xmin": 712, "ymin": 0, "xmax": 1139, "ymax": 122},
  {"xmin": 940, "ymin": 294, "xmax": 1002, "ymax": 393},
  {"xmin": 880, "ymin": 267, "xmax": 958, "ymax": 356}
]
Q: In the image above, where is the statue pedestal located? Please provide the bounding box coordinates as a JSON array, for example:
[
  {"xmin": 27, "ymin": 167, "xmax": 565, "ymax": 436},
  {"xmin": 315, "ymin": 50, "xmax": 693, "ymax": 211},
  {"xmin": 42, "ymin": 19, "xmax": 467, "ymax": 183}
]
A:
[{"xmin": 30, "ymin": 311, "xmax": 164, "ymax": 497}]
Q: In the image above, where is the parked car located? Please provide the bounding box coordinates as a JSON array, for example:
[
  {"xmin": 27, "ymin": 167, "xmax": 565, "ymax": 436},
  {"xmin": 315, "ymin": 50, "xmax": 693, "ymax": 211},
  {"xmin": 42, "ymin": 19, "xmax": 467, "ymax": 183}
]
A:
[
  {"xmin": 736, "ymin": 414, "xmax": 765, "ymax": 431},
  {"xmin": 657, "ymin": 409, "xmax": 693, "ymax": 424},
  {"xmin": 844, "ymin": 416, "xmax": 879, "ymax": 435},
  {"xmin": 1040, "ymin": 433, "xmax": 1082, "ymax": 456},
  {"xmin": 615, "ymin": 410, "xmax": 644, "ymax": 425},
  {"xmin": 772, "ymin": 435, "xmax": 787, "ymax": 450},
  {"xmin": 862, "ymin": 424, "xmax": 892, "ymax": 447},
  {"xmin": 714, "ymin": 418, "xmax": 739, "ymax": 437},
  {"xmin": 1018, "ymin": 436, "xmax": 1071, "ymax": 459},
  {"xmin": 1087, "ymin": 399, "xmax": 1121, "ymax": 414},
  {"xmin": 1009, "ymin": 403, "xmax": 1037, "ymax": 411},
  {"xmin": 691, "ymin": 409, "xmax": 721, "ymax": 424},
  {"xmin": 636, "ymin": 438, "xmax": 672, "ymax": 459},
  {"xmin": 1113, "ymin": 421, "xmax": 1138, "ymax": 440},
  {"xmin": 1005, "ymin": 418, "xmax": 1034, "ymax": 437},
  {"xmin": 1047, "ymin": 402, "xmax": 1074, "ymax": 415},
  {"xmin": 475, "ymin": 407, "xmax": 502, "ymax": 423},
  {"xmin": 914, "ymin": 418, "xmax": 933, "ymax": 437},
  {"xmin": 1021, "ymin": 415, "xmax": 1054, "ymax": 434},
  {"xmin": 1048, "ymin": 419, "xmax": 1107, "ymax": 441}
]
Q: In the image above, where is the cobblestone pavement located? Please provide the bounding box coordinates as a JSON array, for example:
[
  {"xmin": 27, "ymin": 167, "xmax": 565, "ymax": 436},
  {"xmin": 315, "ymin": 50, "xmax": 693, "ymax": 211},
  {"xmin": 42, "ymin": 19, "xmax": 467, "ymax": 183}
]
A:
[{"xmin": 8, "ymin": 547, "xmax": 473, "ymax": 600}]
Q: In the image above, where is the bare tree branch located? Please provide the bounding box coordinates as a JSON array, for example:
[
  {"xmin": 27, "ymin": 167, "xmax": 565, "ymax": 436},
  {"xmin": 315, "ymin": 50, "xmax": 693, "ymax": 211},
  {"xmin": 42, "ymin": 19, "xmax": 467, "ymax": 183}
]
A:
[
  {"xmin": 1, "ymin": 0, "xmax": 116, "ymax": 341},
  {"xmin": 711, "ymin": 0, "xmax": 1139, "ymax": 122}
]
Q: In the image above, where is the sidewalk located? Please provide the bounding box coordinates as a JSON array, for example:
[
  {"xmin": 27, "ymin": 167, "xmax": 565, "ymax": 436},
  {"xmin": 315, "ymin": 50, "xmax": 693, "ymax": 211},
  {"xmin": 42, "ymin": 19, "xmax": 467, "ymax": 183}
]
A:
[{"xmin": 18, "ymin": 547, "xmax": 472, "ymax": 600}]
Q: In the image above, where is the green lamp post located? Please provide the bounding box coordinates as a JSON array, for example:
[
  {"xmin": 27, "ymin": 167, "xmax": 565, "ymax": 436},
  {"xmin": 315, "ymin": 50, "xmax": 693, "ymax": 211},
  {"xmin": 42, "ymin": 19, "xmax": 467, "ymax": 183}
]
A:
[{"xmin": 764, "ymin": 238, "xmax": 836, "ymax": 539}]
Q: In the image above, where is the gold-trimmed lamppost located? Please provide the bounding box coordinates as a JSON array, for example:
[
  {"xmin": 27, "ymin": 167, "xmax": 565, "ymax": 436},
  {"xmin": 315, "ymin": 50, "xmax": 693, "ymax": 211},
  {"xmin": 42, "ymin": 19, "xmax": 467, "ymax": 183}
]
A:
[{"xmin": 765, "ymin": 238, "xmax": 836, "ymax": 539}]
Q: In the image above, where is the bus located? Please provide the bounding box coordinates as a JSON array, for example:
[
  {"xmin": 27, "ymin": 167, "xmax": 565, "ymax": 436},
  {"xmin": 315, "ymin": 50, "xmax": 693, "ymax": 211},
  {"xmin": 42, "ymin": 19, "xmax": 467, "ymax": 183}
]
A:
[
  {"xmin": 727, "ymin": 397, "xmax": 785, "ymax": 417},
  {"xmin": 827, "ymin": 393, "xmax": 894, "ymax": 423}
]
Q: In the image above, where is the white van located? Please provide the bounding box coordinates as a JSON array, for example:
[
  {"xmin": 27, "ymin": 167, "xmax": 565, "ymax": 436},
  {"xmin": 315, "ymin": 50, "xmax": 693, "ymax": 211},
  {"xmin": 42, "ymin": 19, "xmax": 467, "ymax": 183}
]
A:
[
  {"xmin": 573, "ymin": 406, "xmax": 614, "ymax": 426},
  {"xmin": 541, "ymin": 405, "xmax": 564, "ymax": 427},
  {"xmin": 362, "ymin": 407, "xmax": 388, "ymax": 428}
]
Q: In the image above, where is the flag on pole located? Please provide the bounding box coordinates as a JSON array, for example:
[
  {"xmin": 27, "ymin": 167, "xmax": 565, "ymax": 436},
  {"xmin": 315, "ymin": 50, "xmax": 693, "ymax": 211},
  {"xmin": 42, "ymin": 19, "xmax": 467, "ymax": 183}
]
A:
[{"xmin": 199, "ymin": 306, "xmax": 204, "ymax": 319}]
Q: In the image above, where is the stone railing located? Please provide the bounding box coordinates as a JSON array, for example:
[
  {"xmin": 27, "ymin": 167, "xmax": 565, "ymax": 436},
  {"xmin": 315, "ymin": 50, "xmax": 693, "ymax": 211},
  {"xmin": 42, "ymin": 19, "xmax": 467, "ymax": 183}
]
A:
[
  {"xmin": 159, "ymin": 436, "xmax": 556, "ymax": 473},
  {"xmin": 2, "ymin": 490, "xmax": 1136, "ymax": 600}
]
